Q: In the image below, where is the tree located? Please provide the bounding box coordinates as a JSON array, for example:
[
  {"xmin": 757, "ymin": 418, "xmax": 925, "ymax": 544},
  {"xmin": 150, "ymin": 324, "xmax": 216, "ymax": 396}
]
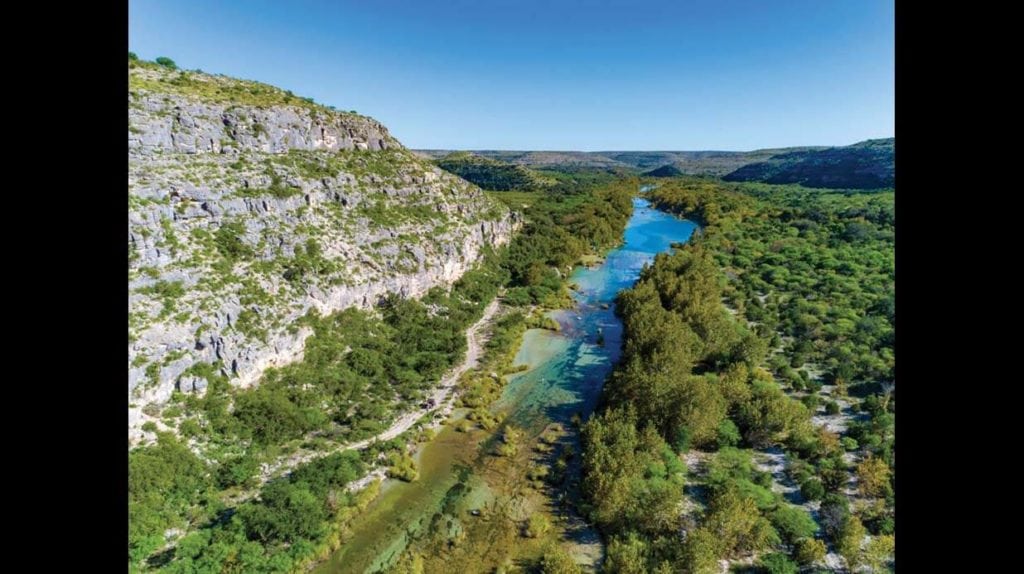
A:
[
  {"xmin": 863, "ymin": 534, "xmax": 895, "ymax": 572},
  {"xmin": 128, "ymin": 434, "xmax": 210, "ymax": 557},
  {"xmin": 671, "ymin": 374, "xmax": 727, "ymax": 447},
  {"xmin": 838, "ymin": 515, "xmax": 867, "ymax": 569},
  {"xmin": 760, "ymin": 552, "xmax": 798, "ymax": 574},
  {"xmin": 128, "ymin": 51, "xmax": 138, "ymax": 60},
  {"xmin": 233, "ymin": 387, "xmax": 320, "ymax": 445},
  {"xmin": 605, "ymin": 534, "xmax": 649, "ymax": 574},
  {"xmin": 155, "ymin": 56, "xmax": 177, "ymax": 69},
  {"xmin": 581, "ymin": 406, "xmax": 682, "ymax": 535},
  {"xmin": 857, "ymin": 456, "xmax": 892, "ymax": 498},
  {"xmin": 800, "ymin": 478, "xmax": 825, "ymax": 502},
  {"xmin": 239, "ymin": 481, "xmax": 326, "ymax": 544},
  {"xmin": 704, "ymin": 485, "xmax": 779, "ymax": 555},
  {"xmin": 794, "ymin": 537, "xmax": 827, "ymax": 565},
  {"xmin": 539, "ymin": 545, "xmax": 583, "ymax": 574},
  {"xmin": 716, "ymin": 418, "xmax": 742, "ymax": 448},
  {"xmin": 770, "ymin": 504, "xmax": 818, "ymax": 544},
  {"xmin": 819, "ymin": 493, "xmax": 850, "ymax": 541},
  {"xmin": 524, "ymin": 513, "xmax": 551, "ymax": 538},
  {"xmin": 680, "ymin": 527, "xmax": 720, "ymax": 574}
]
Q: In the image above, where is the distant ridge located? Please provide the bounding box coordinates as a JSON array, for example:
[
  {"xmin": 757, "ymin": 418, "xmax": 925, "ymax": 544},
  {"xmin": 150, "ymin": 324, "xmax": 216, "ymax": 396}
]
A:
[
  {"xmin": 416, "ymin": 146, "xmax": 827, "ymax": 176},
  {"xmin": 432, "ymin": 151, "xmax": 555, "ymax": 190},
  {"xmin": 643, "ymin": 164, "xmax": 684, "ymax": 178},
  {"xmin": 723, "ymin": 138, "xmax": 894, "ymax": 189}
]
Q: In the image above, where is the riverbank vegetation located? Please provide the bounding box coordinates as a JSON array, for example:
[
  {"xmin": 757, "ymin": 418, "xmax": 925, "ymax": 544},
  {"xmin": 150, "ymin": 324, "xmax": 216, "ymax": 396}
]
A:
[
  {"xmin": 582, "ymin": 177, "xmax": 894, "ymax": 571},
  {"xmin": 315, "ymin": 179, "xmax": 639, "ymax": 573}
]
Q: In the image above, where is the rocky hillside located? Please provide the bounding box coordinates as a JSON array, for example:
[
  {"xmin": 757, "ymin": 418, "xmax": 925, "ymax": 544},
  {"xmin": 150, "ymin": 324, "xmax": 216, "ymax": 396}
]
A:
[
  {"xmin": 723, "ymin": 138, "xmax": 895, "ymax": 189},
  {"xmin": 128, "ymin": 60, "xmax": 519, "ymax": 442}
]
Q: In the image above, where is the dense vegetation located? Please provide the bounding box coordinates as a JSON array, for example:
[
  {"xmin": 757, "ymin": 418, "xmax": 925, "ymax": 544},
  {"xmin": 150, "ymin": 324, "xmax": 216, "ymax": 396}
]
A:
[
  {"xmin": 650, "ymin": 179, "xmax": 895, "ymax": 390},
  {"xmin": 724, "ymin": 138, "xmax": 895, "ymax": 189},
  {"xmin": 581, "ymin": 177, "xmax": 894, "ymax": 571},
  {"xmin": 435, "ymin": 152, "xmax": 555, "ymax": 191},
  {"xmin": 500, "ymin": 180, "xmax": 634, "ymax": 307},
  {"xmin": 131, "ymin": 439, "xmax": 375, "ymax": 573},
  {"xmin": 128, "ymin": 178, "xmax": 637, "ymax": 572}
]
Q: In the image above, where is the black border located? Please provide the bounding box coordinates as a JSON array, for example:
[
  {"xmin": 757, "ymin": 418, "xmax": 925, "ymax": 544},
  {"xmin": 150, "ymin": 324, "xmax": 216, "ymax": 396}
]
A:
[{"xmin": 88, "ymin": 0, "xmax": 950, "ymax": 570}]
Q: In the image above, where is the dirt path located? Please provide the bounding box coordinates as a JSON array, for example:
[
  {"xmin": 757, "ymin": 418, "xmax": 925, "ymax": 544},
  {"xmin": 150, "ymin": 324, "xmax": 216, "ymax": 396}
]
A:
[
  {"xmin": 230, "ymin": 299, "xmax": 502, "ymax": 502},
  {"xmin": 345, "ymin": 298, "xmax": 500, "ymax": 450}
]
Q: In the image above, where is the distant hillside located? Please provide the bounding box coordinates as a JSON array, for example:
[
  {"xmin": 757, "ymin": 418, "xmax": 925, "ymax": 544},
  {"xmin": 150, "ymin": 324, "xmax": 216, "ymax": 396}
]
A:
[
  {"xmin": 417, "ymin": 147, "xmax": 827, "ymax": 176},
  {"xmin": 418, "ymin": 149, "xmax": 631, "ymax": 170},
  {"xmin": 644, "ymin": 164, "xmax": 684, "ymax": 177},
  {"xmin": 433, "ymin": 152, "xmax": 555, "ymax": 190},
  {"xmin": 723, "ymin": 138, "xmax": 894, "ymax": 189},
  {"xmin": 600, "ymin": 149, "xmax": 824, "ymax": 175}
]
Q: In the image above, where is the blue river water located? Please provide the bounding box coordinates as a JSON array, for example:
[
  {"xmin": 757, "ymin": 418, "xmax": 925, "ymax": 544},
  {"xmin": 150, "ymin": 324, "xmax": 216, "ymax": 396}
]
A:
[
  {"xmin": 314, "ymin": 195, "xmax": 697, "ymax": 573},
  {"xmin": 499, "ymin": 197, "xmax": 699, "ymax": 431}
]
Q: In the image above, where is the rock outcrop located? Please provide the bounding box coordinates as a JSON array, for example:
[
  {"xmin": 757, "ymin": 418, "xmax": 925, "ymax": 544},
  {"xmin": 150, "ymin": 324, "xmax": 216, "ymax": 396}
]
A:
[{"xmin": 128, "ymin": 62, "xmax": 520, "ymax": 443}]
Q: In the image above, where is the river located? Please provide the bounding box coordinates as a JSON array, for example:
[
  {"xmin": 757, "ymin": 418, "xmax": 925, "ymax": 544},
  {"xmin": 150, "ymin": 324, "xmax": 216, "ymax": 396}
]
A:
[{"xmin": 314, "ymin": 195, "xmax": 697, "ymax": 573}]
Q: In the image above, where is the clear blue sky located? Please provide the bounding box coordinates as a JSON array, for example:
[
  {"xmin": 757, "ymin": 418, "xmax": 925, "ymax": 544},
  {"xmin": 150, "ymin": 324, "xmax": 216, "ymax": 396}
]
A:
[{"xmin": 129, "ymin": 0, "xmax": 894, "ymax": 151}]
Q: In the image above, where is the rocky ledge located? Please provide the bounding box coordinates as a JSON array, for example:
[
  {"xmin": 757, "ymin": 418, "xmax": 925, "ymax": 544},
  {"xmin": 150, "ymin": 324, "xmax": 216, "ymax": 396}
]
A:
[{"xmin": 128, "ymin": 62, "xmax": 520, "ymax": 443}]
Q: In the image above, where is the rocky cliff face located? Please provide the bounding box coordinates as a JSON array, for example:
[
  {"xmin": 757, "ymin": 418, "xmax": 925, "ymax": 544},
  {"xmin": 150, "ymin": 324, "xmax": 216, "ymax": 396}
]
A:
[{"xmin": 128, "ymin": 62, "xmax": 519, "ymax": 443}]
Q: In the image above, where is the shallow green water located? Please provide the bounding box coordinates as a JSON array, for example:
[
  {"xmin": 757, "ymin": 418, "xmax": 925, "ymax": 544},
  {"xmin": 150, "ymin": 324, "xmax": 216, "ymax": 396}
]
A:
[
  {"xmin": 499, "ymin": 197, "xmax": 698, "ymax": 432},
  {"xmin": 314, "ymin": 197, "xmax": 697, "ymax": 573}
]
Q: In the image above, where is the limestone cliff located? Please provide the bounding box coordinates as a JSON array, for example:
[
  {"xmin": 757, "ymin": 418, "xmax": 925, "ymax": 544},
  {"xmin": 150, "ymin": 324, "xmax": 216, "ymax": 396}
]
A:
[{"xmin": 128, "ymin": 62, "xmax": 519, "ymax": 442}]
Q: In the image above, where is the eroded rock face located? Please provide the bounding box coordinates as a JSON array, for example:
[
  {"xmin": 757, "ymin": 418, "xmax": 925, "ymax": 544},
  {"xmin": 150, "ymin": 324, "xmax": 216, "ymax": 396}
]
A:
[
  {"xmin": 129, "ymin": 92, "xmax": 396, "ymax": 156},
  {"xmin": 128, "ymin": 64, "xmax": 520, "ymax": 443}
]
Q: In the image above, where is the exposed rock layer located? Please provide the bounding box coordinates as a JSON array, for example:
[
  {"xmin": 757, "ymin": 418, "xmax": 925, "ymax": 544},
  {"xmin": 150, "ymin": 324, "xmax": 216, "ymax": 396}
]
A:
[{"xmin": 128, "ymin": 64, "xmax": 519, "ymax": 442}]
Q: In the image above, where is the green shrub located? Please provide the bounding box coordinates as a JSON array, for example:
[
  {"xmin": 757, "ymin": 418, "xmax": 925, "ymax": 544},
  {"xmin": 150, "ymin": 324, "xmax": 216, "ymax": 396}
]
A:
[
  {"xmin": 217, "ymin": 454, "xmax": 261, "ymax": 488},
  {"xmin": 770, "ymin": 504, "xmax": 818, "ymax": 544},
  {"xmin": 214, "ymin": 221, "xmax": 253, "ymax": 262},
  {"xmin": 800, "ymin": 478, "xmax": 825, "ymax": 501},
  {"xmin": 716, "ymin": 418, "xmax": 742, "ymax": 448},
  {"xmin": 387, "ymin": 452, "xmax": 419, "ymax": 482},
  {"xmin": 155, "ymin": 56, "xmax": 177, "ymax": 69},
  {"xmin": 759, "ymin": 552, "xmax": 798, "ymax": 574},
  {"xmin": 128, "ymin": 434, "xmax": 210, "ymax": 558},
  {"xmin": 794, "ymin": 537, "xmax": 827, "ymax": 565},
  {"xmin": 538, "ymin": 544, "xmax": 583, "ymax": 573},
  {"xmin": 178, "ymin": 418, "xmax": 201, "ymax": 438},
  {"xmin": 524, "ymin": 513, "xmax": 551, "ymax": 538},
  {"xmin": 801, "ymin": 394, "xmax": 820, "ymax": 411},
  {"xmin": 237, "ymin": 480, "xmax": 326, "ymax": 544}
]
